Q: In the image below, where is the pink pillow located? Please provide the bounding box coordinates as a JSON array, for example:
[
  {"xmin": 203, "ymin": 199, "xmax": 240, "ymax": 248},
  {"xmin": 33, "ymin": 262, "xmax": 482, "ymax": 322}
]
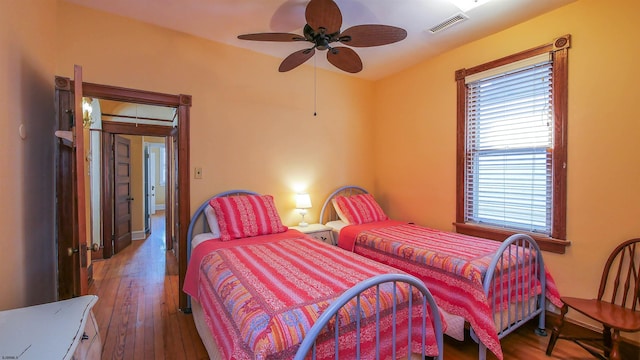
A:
[
  {"xmin": 209, "ymin": 194, "xmax": 287, "ymax": 241},
  {"xmin": 332, "ymin": 193, "xmax": 388, "ymax": 225}
]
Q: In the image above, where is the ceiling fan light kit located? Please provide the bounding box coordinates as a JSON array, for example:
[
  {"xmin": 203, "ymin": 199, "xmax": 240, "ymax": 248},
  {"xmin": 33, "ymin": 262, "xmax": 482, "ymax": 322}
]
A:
[{"xmin": 238, "ymin": 0, "xmax": 407, "ymax": 74}]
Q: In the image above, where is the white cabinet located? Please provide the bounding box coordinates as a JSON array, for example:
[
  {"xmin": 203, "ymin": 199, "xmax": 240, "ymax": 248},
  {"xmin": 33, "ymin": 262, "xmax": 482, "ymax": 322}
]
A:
[{"xmin": 0, "ymin": 295, "xmax": 101, "ymax": 360}]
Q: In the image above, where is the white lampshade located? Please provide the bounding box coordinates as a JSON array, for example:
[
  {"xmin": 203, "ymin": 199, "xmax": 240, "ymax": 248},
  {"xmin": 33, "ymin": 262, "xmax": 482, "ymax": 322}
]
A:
[
  {"xmin": 295, "ymin": 193, "xmax": 312, "ymax": 209},
  {"xmin": 295, "ymin": 193, "xmax": 312, "ymax": 227}
]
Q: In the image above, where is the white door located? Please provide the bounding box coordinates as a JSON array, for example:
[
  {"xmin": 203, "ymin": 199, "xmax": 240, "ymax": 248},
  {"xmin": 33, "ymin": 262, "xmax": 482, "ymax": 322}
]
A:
[{"xmin": 148, "ymin": 151, "xmax": 156, "ymax": 215}]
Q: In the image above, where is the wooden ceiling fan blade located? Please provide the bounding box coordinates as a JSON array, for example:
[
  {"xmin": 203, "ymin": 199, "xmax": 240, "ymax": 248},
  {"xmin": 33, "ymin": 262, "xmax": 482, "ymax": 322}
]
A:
[
  {"xmin": 305, "ymin": 0, "xmax": 342, "ymax": 35},
  {"xmin": 339, "ymin": 25, "xmax": 407, "ymax": 47},
  {"xmin": 238, "ymin": 33, "xmax": 306, "ymax": 42},
  {"xmin": 327, "ymin": 47, "xmax": 362, "ymax": 73},
  {"xmin": 279, "ymin": 48, "xmax": 316, "ymax": 72}
]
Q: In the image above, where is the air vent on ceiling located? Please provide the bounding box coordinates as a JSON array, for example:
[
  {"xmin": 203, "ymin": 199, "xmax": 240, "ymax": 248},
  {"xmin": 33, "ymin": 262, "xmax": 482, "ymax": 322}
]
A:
[{"xmin": 429, "ymin": 13, "xmax": 469, "ymax": 34}]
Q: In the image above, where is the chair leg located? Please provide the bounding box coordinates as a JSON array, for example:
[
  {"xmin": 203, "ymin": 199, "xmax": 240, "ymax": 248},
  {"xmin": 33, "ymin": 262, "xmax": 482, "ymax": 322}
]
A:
[
  {"xmin": 603, "ymin": 326, "xmax": 612, "ymax": 358},
  {"xmin": 609, "ymin": 329, "xmax": 621, "ymax": 360},
  {"xmin": 546, "ymin": 304, "xmax": 568, "ymax": 356}
]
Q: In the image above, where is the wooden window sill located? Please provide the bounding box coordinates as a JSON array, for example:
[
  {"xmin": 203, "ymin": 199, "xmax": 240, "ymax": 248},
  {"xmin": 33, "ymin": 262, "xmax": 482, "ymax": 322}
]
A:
[{"xmin": 453, "ymin": 222, "xmax": 571, "ymax": 254}]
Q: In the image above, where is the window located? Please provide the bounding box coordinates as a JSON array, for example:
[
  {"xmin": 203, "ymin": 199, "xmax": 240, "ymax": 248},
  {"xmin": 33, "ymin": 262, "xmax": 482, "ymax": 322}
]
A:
[{"xmin": 455, "ymin": 35, "xmax": 571, "ymax": 253}]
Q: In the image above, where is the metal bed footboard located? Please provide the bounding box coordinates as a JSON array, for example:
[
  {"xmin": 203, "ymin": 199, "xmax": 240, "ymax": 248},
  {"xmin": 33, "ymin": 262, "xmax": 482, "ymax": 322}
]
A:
[
  {"xmin": 294, "ymin": 273, "xmax": 444, "ymax": 360},
  {"xmin": 471, "ymin": 233, "xmax": 547, "ymax": 360}
]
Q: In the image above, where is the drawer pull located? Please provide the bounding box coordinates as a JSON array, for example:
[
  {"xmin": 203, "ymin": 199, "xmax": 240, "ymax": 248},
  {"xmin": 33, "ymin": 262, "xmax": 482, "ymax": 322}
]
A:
[{"xmin": 81, "ymin": 332, "xmax": 90, "ymax": 341}]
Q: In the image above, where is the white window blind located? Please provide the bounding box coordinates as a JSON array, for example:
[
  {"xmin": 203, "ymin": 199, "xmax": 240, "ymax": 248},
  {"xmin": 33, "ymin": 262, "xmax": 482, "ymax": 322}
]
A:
[{"xmin": 465, "ymin": 57, "xmax": 553, "ymax": 234}]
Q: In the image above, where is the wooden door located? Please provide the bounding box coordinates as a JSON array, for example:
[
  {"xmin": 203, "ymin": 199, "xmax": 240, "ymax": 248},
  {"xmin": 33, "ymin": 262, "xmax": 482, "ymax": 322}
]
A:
[
  {"xmin": 164, "ymin": 136, "xmax": 173, "ymax": 252},
  {"xmin": 55, "ymin": 65, "xmax": 90, "ymax": 299},
  {"xmin": 171, "ymin": 134, "xmax": 179, "ymax": 252},
  {"xmin": 101, "ymin": 133, "xmax": 114, "ymax": 258},
  {"xmin": 114, "ymin": 135, "xmax": 133, "ymax": 254},
  {"xmin": 144, "ymin": 146, "xmax": 150, "ymax": 234}
]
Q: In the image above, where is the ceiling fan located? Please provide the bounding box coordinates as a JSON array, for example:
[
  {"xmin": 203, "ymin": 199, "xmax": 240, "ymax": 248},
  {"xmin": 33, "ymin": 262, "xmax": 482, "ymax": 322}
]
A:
[{"xmin": 238, "ymin": 0, "xmax": 407, "ymax": 73}]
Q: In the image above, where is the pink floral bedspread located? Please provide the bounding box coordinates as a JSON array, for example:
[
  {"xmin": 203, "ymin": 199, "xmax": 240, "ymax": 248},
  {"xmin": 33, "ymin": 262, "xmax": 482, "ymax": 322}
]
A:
[
  {"xmin": 184, "ymin": 230, "xmax": 443, "ymax": 359},
  {"xmin": 338, "ymin": 221, "xmax": 562, "ymax": 360}
]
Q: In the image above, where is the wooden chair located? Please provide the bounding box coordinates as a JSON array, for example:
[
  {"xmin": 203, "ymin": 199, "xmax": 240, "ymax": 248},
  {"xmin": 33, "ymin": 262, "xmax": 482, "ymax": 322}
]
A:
[{"xmin": 546, "ymin": 238, "xmax": 640, "ymax": 360}]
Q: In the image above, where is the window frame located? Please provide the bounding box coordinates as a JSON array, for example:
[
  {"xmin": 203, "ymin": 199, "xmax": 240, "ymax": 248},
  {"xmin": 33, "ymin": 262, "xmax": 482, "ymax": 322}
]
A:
[{"xmin": 454, "ymin": 35, "xmax": 571, "ymax": 254}]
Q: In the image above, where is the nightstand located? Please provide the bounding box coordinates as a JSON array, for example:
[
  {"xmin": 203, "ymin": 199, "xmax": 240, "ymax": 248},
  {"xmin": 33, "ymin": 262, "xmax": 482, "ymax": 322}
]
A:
[
  {"xmin": 0, "ymin": 295, "xmax": 101, "ymax": 360},
  {"xmin": 292, "ymin": 223, "xmax": 335, "ymax": 245}
]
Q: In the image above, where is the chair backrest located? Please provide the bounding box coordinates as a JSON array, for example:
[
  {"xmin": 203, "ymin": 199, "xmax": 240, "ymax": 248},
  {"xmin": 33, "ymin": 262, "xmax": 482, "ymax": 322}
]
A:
[{"xmin": 597, "ymin": 238, "xmax": 640, "ymax": 311}]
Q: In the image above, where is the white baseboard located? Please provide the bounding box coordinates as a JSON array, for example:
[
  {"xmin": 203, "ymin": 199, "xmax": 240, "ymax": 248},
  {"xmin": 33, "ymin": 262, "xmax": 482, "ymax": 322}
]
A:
[{"xmin": 132, "ymin": 230, "xmax": 146, "ymax": 240}]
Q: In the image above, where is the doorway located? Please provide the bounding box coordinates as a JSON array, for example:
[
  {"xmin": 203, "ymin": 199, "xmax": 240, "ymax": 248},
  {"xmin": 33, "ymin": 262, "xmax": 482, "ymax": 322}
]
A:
[
  {"xmin": 102, "ymin": 134, "xmax": 168, "ymax": 252},
  {"xmin": 100, "ymin": 133, "xmax": 169, "ymax": 258},
  {"xmin": 144, "ymin": 141, "xmax": 166, "ymax": 237},
  {"xmin": 55, "ymin": 77, "xmax": 192, "ymax": 309}
]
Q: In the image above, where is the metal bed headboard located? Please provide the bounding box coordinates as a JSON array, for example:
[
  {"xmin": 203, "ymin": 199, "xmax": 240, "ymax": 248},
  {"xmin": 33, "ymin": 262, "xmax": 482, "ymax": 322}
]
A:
[
  {"xmin": 319, "ymin": 185, "xmax": 368, "ymax": 225},
  {"xmin": 185, "ymin": 189, "xmax": 259, "ymax": 310},
  {"xmin": 186, "ymin": 189, "xmax": 259, "ymax": 250}
]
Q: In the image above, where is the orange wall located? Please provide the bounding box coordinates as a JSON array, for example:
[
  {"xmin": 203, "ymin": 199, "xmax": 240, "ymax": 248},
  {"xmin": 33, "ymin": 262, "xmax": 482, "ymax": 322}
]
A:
[
  {"xmin": 373, "ymin": 0, "xmax": 640, "ymax": 336},
  {"xmin": 0, "ymin": 0, "xmax": 58, "ymax": 310},
  {"xmin": 4, "ymin": 0, "xmax": 638, "ymax": 341},
  {"xmin": 55, "ymin": 1, "xmax": 376, "ymax": 226}
]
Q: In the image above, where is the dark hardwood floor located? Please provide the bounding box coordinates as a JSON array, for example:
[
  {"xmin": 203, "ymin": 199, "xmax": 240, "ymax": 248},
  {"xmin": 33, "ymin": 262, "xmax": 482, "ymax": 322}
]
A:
[{"xmin": 89, "ymin": 213, "xmax": 622, "ymax": 359}]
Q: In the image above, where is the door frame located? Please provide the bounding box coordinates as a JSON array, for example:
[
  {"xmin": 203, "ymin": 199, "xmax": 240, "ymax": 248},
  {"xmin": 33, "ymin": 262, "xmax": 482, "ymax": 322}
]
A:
[
  {"xmin": 102, "ymin": 125, "xmax": 174, "ymax": 256},
  {"xmin": 56, "ymin": 77, "xmax": 192, "ymax": 309}
]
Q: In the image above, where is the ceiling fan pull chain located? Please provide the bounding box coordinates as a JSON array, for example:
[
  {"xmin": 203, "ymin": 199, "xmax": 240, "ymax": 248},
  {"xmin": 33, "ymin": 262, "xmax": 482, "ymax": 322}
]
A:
[{"xmin": 314, "ymin": 56, "xmax": 317, "ymax": 116}]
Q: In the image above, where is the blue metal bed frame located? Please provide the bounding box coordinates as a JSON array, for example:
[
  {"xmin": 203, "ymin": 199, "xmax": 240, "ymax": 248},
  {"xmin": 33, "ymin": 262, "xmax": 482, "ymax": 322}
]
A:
[
  {"xmin": 320, "ymin": 185, "xmax": 549, "ymax": 360},
  {"xmin": 186, "ymin": 190, "xmax": 445, "ymax": 359},
  {"xmin": 295, "ymin": 273, "xmax": 444, "ymax": 360}
]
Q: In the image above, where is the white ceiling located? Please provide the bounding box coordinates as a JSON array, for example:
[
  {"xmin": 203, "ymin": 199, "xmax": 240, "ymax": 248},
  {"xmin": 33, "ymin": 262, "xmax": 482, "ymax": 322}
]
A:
[{"xmin": 64, "ymin": 0, "xmax": 576, "ymax": 80}]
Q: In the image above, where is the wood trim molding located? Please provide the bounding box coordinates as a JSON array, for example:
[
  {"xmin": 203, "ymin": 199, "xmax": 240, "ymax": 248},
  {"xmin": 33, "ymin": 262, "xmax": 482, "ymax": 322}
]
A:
[
  {"xmin": 453, "ymin": 222, "xmax": 571, "ymax": 254},
  {"xmin": 177, "ymin": 102, "xmax": 190, "ymax": 311},
  {"xmin": 455, "ymin": 75, "xmax": 467, "ymax": 224},
  {"xmin": 56, "ymin": 76, "xmax": 192, "ymax": 309},
  {"xmin": 551, "ymin": 46, "xmax": 569, "ymax": 240},
  {"xmin": 454, "ymin": 34, "xmax": 571, "ymax": 250},
  {"xmin": 179, "ymin": 94, "xmax": 192, "ymax": 106},
  {"xmin": 455, "ymin": 35, "xmax": 570, "ymax": 79},
  {"xmin": 78, "ymin": 81, "xmax": 182, "ymax": 107},
  {"xmin": 55, "ymin": 76, "xmax": 71, "ymax": 91},
  {"xmin": 164, "ymin": 136, "xmax": 173, "ymax": 253},
  {"xmin": 73, "ymin": 65, "xmax": 89, "ymax": 296},
  {"xmin": 101, "ymin": 122, "xmax": 174, "ymax": 137}
]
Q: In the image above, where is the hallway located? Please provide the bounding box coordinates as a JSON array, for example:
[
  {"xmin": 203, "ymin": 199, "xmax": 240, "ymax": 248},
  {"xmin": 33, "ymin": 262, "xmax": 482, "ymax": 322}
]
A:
[{"xmin": 89, "ymin": 212, "xmax": 208, "ymax": 359}]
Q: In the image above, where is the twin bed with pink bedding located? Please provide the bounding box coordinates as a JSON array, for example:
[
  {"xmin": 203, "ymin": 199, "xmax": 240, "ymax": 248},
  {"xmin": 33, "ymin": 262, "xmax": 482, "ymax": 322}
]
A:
[
  {"xmin": 184, "ymin": 190, "xmax": 444, "ymax": 359},
  {"xmin": 320, "ymin": 186, "xmax": 563, "ymax": 360}
]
